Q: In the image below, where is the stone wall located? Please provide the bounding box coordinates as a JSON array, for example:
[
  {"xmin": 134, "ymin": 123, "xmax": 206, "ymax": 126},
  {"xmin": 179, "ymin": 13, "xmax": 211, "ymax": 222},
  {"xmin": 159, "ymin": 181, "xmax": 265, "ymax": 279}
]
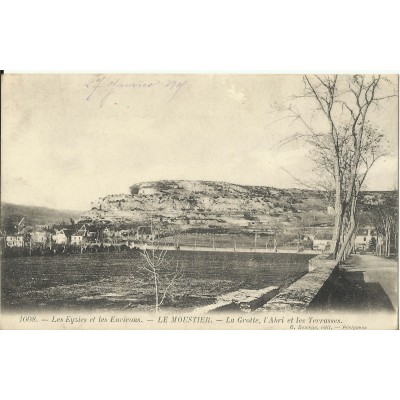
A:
[
  {"xmin": 195, "ymin": 286, "xmax": 279, "ymax": 313},
  {"xmin": 194, "ymin": 254, "xmax": 339, "ymax": 314},
  {"xmin": 308, "ymin": 253, "xmax": 335, "ymax": 271},
  {"xmin": 261, "ymin": 254, "xmax": 339, "ymax": 312}
]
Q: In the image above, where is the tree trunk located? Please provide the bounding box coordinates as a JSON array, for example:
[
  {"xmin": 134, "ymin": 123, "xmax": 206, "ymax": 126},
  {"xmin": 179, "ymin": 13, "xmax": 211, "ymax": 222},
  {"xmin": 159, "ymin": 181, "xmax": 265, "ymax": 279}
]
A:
[
  {"xmin": 336, "ymin": 222, "xmax": 356, "ymax": 262},
  {"xmin": 336, "ymin": 195, "xmax": 357, "ymax": 262},
  {"xmin": 385, "ymin": 226, "xmax": 389, "ymax": 257},
  {"xmin": 154, "ymin": 272, "xmax": 159, "ymax": 313},
  {"xmin": 339, "ymin": 209, "xmax": 349, "ymax": 261},
  {"xmin": 331, "ymin": 171, "xmax": 343, "ymax": 258}
]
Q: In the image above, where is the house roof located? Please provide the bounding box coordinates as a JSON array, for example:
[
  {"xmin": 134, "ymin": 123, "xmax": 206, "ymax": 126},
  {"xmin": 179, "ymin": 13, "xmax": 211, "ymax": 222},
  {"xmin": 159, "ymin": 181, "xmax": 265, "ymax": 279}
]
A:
[
  {"xmin": 57, "ymin": 229, "xmax": 74, "ymax": 236},
  {"xmin": 19, "ymin": 226, "xmax": 33, "ymax": 234},
  {"xmin": 356, "ymin": 227, "xmax": 374, "ymax": 235}
]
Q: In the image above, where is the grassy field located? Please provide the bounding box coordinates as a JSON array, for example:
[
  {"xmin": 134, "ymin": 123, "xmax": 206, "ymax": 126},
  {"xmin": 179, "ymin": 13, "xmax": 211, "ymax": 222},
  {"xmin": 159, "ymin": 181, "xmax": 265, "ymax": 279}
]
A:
[{"xmin": 1, "ymin": 251, "xmax": 314, "ymax": 311}]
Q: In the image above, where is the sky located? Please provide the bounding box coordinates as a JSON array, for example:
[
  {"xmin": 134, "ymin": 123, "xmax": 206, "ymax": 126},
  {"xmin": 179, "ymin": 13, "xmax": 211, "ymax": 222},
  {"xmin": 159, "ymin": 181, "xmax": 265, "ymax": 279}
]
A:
[{"xmin": 1, "ymin": 74, "xmax": 398, "ymax": 211}]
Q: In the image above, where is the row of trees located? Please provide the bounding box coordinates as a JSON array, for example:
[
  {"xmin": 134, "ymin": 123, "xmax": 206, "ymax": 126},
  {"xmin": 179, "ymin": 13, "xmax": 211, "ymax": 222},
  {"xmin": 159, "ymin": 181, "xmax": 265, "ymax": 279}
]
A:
[
  {"xmin": 360, "ymin": 193, "xmax": 398, "ymax": 257},
  {"xmin": 278, "ymin": 74, "xmax": 397, "ymax": 261}
]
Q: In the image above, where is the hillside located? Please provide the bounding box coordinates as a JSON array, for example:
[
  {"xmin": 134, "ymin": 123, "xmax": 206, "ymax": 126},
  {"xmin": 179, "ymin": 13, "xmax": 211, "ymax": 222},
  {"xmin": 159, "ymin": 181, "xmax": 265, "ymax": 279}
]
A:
[
  {"xmin": 2, "ymin": 181, "xmax": 396, "ymax": 234},
  {"xmin": 78, "ymin": 180, "xmax": 335, "ymax": 232},
  {"xmin": 1, "ymin": 203, "xmax": 82, "ymax": 230}
]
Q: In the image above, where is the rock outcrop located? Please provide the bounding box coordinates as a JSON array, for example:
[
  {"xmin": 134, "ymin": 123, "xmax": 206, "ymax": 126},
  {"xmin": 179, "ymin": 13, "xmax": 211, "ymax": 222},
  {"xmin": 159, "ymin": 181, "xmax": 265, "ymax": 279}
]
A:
[{"xmin": 78, "ymin": 180, "xmax": 330, "ymax": 230}]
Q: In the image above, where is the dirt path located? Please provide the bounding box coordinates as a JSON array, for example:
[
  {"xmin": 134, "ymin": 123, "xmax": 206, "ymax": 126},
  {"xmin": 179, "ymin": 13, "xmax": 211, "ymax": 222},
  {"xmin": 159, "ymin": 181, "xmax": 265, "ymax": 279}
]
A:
[{"xmin": 341, "ymin": 255, "xmax": 398, "ymax": 311}]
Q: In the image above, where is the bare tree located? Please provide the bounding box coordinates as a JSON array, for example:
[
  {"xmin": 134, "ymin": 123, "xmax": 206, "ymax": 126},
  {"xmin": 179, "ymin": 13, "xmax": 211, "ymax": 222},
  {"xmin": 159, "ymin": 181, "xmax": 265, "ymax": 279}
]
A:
[
  {"xmin": 361, "ymin": 193, "xmax": 398, "ymax": 258},
  {"xmin": 275, "ymin": 74, "xmax": 396, "ymax": 261},
  {"xmin": 139, "ymin": 224, "xmax": 183, "ymax": 312}
]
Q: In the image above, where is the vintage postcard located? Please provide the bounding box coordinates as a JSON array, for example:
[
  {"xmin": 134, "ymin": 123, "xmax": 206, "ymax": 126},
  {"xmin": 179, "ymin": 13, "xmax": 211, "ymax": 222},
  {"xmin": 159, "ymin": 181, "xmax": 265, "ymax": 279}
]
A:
[{"xmin": 0, "ymin": 73, "xmax": 398, "ymax": 330}]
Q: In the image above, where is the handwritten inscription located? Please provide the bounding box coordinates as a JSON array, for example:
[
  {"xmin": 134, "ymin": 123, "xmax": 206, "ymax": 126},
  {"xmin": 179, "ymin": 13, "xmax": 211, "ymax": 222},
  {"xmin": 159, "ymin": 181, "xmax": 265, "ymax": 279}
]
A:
[{"xmin": 85, "ymin": 76, "xmax": 188, "ymax": 107}]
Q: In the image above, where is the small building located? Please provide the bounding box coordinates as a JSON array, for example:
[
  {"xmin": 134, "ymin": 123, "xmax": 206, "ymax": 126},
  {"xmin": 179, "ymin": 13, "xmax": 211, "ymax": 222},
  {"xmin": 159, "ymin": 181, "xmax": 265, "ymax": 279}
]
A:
[
  {"xmin": 71, "ymin": 232, "xmax": 85, "ymax": 246},
  {"xmin": 313, "ymin": 233, "xmax": 333, "ymax": 252},
  {"xmin": 354, "ymin": 226, "xmax": 377, "ymax": 252},
  {"xmin": 71, "ymin": 225, "xmax": 89, "ymax": 246},
  {"xmin": 55, "ymin": 229, "xmax": 74, "ymax": 245},
  {"xmin": 30, "ymin": 231, "xmax": 48, "ymax": 245},
  {"xmin": 6, "ymin": 234, "xmax": 26, "ymax": 248},
  {"xmin": 130, "ymin": 184, "xmax": 159, "ymax": 195},
  {"xmin": 138, "ymin": 187, "xmax": 158, "ymax": 195}
]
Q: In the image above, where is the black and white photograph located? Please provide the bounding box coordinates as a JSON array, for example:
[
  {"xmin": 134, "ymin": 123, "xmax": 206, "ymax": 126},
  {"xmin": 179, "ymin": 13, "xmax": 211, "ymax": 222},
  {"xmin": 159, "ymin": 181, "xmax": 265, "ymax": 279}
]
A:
[{"xmin": 1, "ymin": 73, "xmax": 398, "ymax": 329}]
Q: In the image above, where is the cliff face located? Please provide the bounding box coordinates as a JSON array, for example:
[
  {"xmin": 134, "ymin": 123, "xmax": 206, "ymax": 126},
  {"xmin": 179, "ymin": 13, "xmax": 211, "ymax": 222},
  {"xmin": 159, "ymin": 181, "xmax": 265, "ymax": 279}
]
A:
[{"xmin": 78, "ymin": 180, "xmax": 332, "ymax": 230}]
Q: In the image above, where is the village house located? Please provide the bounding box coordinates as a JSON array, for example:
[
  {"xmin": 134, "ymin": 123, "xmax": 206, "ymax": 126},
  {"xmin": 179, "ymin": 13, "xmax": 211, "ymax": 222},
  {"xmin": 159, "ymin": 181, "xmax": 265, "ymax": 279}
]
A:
[
  {"xmin": 30, "ymin": 231, "xmax": 49, "ymax": 246},
  {"xmin": 354, "ymin": 226, "xmax": 377, "ymax": 252},
  {"xmin": 313, "ymin": 233, "xmax": 333, "ymax": 252},
  {"xmin": 71, "ymin": 225, "xmax": 89, "ymax": 246},
  {"xmin": 5, "ymin": 234, "xmax": 26, "ymax": 248},
  {"xmin": 70, "ymin": 225, "xmax": 110, "ymax": 245},
  {"xmin": 54, "ymin": 228, "xmax": 74, "ymax": 245}
]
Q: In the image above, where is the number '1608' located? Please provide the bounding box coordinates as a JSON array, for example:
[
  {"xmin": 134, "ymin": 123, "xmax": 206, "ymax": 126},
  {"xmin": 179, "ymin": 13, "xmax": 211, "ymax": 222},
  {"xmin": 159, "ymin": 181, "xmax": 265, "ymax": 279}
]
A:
[{"xmin": 19, "ymin": 316, "xmax": 37, "ymax": 322}]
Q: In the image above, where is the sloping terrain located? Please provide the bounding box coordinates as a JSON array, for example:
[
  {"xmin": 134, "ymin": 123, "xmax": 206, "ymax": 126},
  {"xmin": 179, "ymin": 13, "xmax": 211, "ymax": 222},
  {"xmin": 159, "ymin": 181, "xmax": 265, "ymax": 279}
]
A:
[
  {"xmin": 79, "ymin": 180, "xmax": 334, "ymax": 231},
  {"xmin": 1, "ymin": 203, "xmax": 82, "ymax": 230},
  {"xmin": 2, "ymin": 181, "xmax": 395, "ymax": 233}
]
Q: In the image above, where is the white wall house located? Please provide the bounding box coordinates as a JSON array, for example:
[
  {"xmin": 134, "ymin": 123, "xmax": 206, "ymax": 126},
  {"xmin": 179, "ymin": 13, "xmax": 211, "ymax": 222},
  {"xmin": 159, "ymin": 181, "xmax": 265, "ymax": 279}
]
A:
[
  {"xmin": 55, "ymin": 229, "xmax": 73, "ymax": 245},
  {"xmin": 312, "ymin": 233, "xmax": 333, "ymax": 252},
  {"xmin": 71, "ymin": 233, "xmax": 85, "ymax": 246},
  {"xmin": 6, "ymin": 235, "xmax": 25, "ymax": 248},
  {"xmin": 30, "ymin": 231, "xmax": 48, "ymax": 245},
  {"xmin": 313, "ymin": 239, "xmax": 331, "ymax": 252},
  {"xmin": 354, "ymin": 226, "xmax": 377, "ymax": 251},
  {"xmin": 71, "ymin": 225, "xmax": 88, "ymax": 246}
]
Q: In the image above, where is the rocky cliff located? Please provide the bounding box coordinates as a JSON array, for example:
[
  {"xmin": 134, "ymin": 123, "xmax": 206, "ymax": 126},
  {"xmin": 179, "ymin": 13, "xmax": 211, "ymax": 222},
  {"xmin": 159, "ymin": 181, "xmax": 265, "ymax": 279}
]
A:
[{"xmin": 78, "ymin": 180, "xmax": 334, "ymax": 231}]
